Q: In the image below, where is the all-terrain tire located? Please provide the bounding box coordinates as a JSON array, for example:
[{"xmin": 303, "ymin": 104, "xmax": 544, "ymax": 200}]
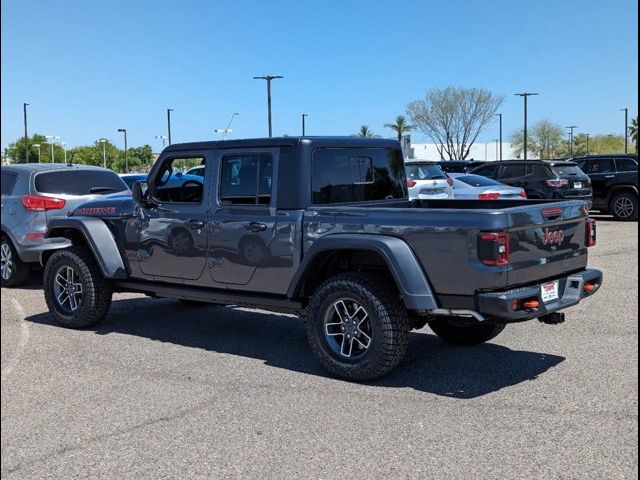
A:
[
  {"xmin": 1, "ymin": 236, "xmax": 30, "ymax": 287},
  {"xmin": 306, "ymin": 272, "xmax": 410, "ymax": 381},
  {"xmin": 429, "ymin": 317, "xmax": 506, "ymax": 346},
  {"xmin": 609, "ymin": 192, "xmax": 638, "ymax": 221},
  {"xmin": 44, "ymin": 246, "xmax": 112, "ymax": 328}
]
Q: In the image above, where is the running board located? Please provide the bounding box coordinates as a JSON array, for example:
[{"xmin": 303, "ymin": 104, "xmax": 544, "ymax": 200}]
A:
[{"xmin": 114, "ymin": 280, "xmax": 303, "ymax": 314}]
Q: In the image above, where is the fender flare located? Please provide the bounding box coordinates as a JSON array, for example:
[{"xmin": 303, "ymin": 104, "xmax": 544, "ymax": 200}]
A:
[
  {"xmin": 287, "ymin": 234, "xmax": 438, "ymax": 310},
  {"xmin": 45, "ymin": 217, "xmax": 127, "ymax": 279}
]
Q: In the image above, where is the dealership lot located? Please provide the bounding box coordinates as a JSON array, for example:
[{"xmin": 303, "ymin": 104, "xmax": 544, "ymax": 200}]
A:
[{"xmin": 1, "ymin": 218, "xmax": 637, "ymax": 479}]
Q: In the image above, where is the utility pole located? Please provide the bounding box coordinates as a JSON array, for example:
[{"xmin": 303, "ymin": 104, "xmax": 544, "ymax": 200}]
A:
[
  {"xmin": 495, "ymin": 113, "xmax": 503, "ymax": 160},
  {"xmin": 302, "ymin": 113, "xmax": 308, "ymax": 136},
  {"xmin": 621, "ymin": 108, "xmax": 628, "ymax": 153},
  {"xmin": 23, "ymin": 103, "xmax": 30, "ymax": 163},
  {"xmin": 100, "ymin": 139, "xmax": 108, "ymax": 168},
  {"xmin": 253, "ymin": 75, "xmax": 283, "ymax": 137},
  {"xmin": 118, "ymin": 129, "xmax": 128, "ymax": 173},
  {"xmin": 167, "ymin": 108, "xmax": 173, "ymax": 145},
  {"xmin": 33, "ymin": 144, "xmax": 41, "ymax": 162},
  {"xmin": 585, "ymin": 133, "xmax": 590, "ymax": 155},
  {"xmin": 45, "ymin": 135, "xmax": 60, "ymax": 162},
  {"xmin": 566, "ymin": 125, "xmax": 578, "ymax": 156},
  {"xmin": 515, "ymin": 93, "xmax": 538, "ymax": 160}
]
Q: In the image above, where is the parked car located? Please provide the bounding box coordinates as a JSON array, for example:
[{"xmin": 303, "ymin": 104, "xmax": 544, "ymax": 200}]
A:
[
  {"xmin": 1, "ymin": 164, "xmax": 129, "ymax": 286},
  {"xmin": 436, "ymin": 160, "xmax": 488, "ymax": 174},
  {"xmin": 120, "ymin": 173, "xmax": 148, "ymax": 189},
  {"xmin": 405, "ymin": 161, "xmax": 454, "ymax": 200},
  {"xmin": 186, "ymin": 165, "xmax": 205, "ymax": 177},
  {"xmin": 469, "ymin": 160, "xmax": 592, "ymax": 201},
  {"xmin": 449, "ymin": 173, "xmax": 527, "ymax": 200},
  {"xmin": 570, "ymin": 154, "xmax": 638, "ymax": 221},
  {"xmin": 40, "ymin": 137, "xmax": 601, "ymax": 381}
]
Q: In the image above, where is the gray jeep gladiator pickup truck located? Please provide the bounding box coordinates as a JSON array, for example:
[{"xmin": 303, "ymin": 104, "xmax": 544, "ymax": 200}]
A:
[{"xmin": 42, "ymin": 137, "xmax": 602, "ymax": 380}]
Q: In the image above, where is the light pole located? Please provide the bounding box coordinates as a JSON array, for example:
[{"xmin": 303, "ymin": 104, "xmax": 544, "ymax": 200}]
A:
[
  {"xmin": 566, "ymin": 125, "xmax": 578, "ymax": 156},
  {"xmin": 302, "ymin": 114, "xmax": 308, "ymax": 136},
  {"xmin": 585, "ymin": 133, "xmax": 590, "ymax": 154},
  {"xmin": 45, "ymin": 135, "xmax": 60, "ymax": 162},
  {"xmin": 495, "ymin": 113, "xmax": 502, "ymax": 160},
  {"xmin": 621, "ymin": 108, "xmax": 628, "ymax": 153},
  {"xmin": 59, "ymin": 142, "xmax": 67, "ymax": 164},
  {"xmin": 167, "ymin": 108, "xmax": 173, "ymax": 145},
  {"xmin": 515, "ymin": 93, "xmax": 539, "ymax": 160},
  {"xmin": 33, "ymin": 144, "xmax": 41, "ymax": 162},
  {"xmin": 494, "ymin": 139, "xmax": 499, "ymax": 160},
  {"xmin": 155, "ymin": 135, "xmax": 168, "ymax": 148},
  {"xmin": 99, "ymin": 139, "xmax": 108, "ymax": 168},
  {"xmin": 253, "ymin": 75, "xmax": 283, "ymax": 137},
  {"xmin": 214, "ymin": 113, "xmax": 239, "ymax": 140},
  {"xmin": 23, "ymin": 103, "xmax": 30, "ymax": 163},
  {"xmin": 117, "ymin": 128, "xmax": 128, "ymax": 173}
]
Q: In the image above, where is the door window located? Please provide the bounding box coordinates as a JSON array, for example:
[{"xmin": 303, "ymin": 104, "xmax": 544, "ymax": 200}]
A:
[
  {"xmin": 219, "ymin": 153, "xmax": 274, "ymax": 205},
  {"xmin": 471, "ymin": 164, "xmax": 499, "ymax": 178},
  {"xmin": 152, "ymin": 157, "xmax": 206, "ymax": 204},
  {"xmin": 588, "ymin": 158, "xmax": 614, "ymax": 173},
  {"xmin": 499, "ymin": 164, "xmax": 528, "ymax": 179}
]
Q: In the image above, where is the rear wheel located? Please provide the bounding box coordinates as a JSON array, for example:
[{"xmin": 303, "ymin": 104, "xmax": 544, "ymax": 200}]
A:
[
  {"xmin": 44, "ymin": 246, "xmax": 112, "ymax": 328},
  {"xmin": 1, "ymin": 236, "xmax": 29, "ymax": 287},
  {"xmin": 610, "ymin": 192, "xmax": 638, "ymax": 221},
  {"xmin": 306, "ymin": 272, "xmax": 410, "ymax": 381},
  {"xmin": 429, "ymin": 317, "xmax": 506, "ymax": 346}
]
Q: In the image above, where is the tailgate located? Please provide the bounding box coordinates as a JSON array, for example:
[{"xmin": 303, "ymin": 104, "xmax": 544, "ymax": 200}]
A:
[{"xmin": 506, "ymin": 201, "xmax": 589, "ymax": 287}]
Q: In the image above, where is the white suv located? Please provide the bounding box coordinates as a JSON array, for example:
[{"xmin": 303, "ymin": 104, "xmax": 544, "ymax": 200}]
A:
[{"xmin": 405, "ymin": 161, "xmax": 454, "ymax": 200}]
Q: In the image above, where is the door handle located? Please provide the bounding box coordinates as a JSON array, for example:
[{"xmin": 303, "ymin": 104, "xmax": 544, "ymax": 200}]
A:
[
  {"xmin": 242, "ymin": 222, "xmax": 267, "ymax": 232},
  {"xmin": 604, "ymin": 175, "xmax": 615, "ymax": 178},
  {"xmin": 185, "ymin": 219, "xmax": 205, "ymax": 229}
]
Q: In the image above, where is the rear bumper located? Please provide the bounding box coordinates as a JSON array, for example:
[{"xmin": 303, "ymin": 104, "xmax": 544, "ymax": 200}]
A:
[
  {"xmin": 476, "ymin": 269, "xmax": 602, "ymax": 322},
  {"xmin": 16, "ymin": 237, "xmax": 72, "ymax": 263}
]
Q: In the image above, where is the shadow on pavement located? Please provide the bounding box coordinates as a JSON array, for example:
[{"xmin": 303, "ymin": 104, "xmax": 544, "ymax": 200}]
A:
[{"xmin": 26, "ymin": 297, "xmax": 565, "ymax": 399}]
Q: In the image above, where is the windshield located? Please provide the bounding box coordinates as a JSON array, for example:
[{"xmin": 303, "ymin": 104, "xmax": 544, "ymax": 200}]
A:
[
  {"xmin": 551, "ymin": 165, "xmax": 585, "ymax": 177},
  {"xmin": 406, "ymin": 165, "xmax": 447, "ymax": 180},
  {"xmin": 35, "ymin": 170, "xmax": 129, "ymax": 195},
  {"xmin": 455, "ymin": 174, "xmax": 502, "ymax": 187}
]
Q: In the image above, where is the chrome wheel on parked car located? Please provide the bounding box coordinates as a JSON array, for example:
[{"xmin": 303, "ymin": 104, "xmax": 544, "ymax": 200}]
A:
[
  {"xmin": 1, "ymin": 242, "xmax": 13, "ymax": 281},
  {"xmin": 612, "ymin": 195, "xmax": 635, "ymax": 219},
  {"xmin": 324, "ymin": 299, "xmax": 373, "ymax": 358},
  {"xmin": 53, "ymin": 265, "xmax": 84, "ymax": 313}
]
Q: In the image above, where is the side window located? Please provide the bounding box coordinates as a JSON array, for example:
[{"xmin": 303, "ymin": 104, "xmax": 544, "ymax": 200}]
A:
[
  {"xmin": 533, "ymin": 165, "xmax": 550, "ymax": 178},
  {"xmin": 615, "ymin": 158, "xmax": 638, "ymax": 172},
  {"xmin": 219, "ymin": 153, "xmax": 273, "ymax": 205},
  {"xmin": 574, "ymin": 159, "xmax": 588, "ymax": 172},
  {"xmin": 499, "ymin": 164, "xmax": 527, "ymax": 179},
  {"xmin": 472, "ymin": 164, "xmax": 498, "ymax": 178},
  {"xmin": 589, "ymin": 158, "xmax": 614, "ymax": 173},
  {"xmin": 153, "ymin": 156, "xmax": 205, "ymax": 204},
  {"xmin": 1, "ymin": 172, "xmax": 17, "ymax": 195}
]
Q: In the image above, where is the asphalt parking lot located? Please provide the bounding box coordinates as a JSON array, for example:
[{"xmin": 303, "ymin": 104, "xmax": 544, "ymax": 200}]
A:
[{"xmin": 1, "ymin": 217, "xmax": 637, "ymax": 479}]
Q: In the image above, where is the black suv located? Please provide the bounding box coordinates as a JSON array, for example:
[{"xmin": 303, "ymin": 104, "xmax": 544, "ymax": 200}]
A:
[
  {"xmin": 435, "ymin": 160, "xmax": 488, "ymax": 174},
  {"xmin": 571, "ymin": 155, "xmax": 638, "ymax": 221},
  {"xmin": 470, "ymin": 160, "xmax": 592, "ymax": 201}
]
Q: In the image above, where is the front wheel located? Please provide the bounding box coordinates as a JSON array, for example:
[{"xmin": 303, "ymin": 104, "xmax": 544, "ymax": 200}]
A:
[
  {"xmin": 610, "ymin": 192, "xmax": 638, "ymax": 221},
  {"xmin": 429, "ymin": 317, "xmax": 506, "ymax": 346},
  {"xmin": 44, "ymin": 246, "xmax": 112, "ymax": 328},
  {"xmin": 306, "ymin": 272, "xmax": 410, "ymax": 381}
]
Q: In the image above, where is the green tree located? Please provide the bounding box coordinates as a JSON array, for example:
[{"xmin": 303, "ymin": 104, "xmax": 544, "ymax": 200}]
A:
[
  {"xmin": 116, "ymin": 145, "xmax": 153, "ymax": 173},
  {"xmin": 353, "ymin": 125, "xmax": 379, "ymax": 138},
  {"xmin": 3, "ymin": 134, "xmax": 50, "ymax": 163},
  {"xmin": 67, "ymin": 140, "xmax": 120, "ymax": 169},
  {"xmin": 630, "ymin": 117, "xmax": 638, "ymax": 152},
  {"xmin": 509, "ymin": 120, "xmax": 565, "ymax": 159},
  {"xmin": 383, "ymin": 115, "xmax": 414, "ymax": 142}
]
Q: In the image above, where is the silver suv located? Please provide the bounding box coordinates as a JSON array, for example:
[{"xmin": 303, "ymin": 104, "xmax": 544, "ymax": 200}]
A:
[{"xmin": 1, "ymin": 164, "xmax": 129, "ymax": 286}]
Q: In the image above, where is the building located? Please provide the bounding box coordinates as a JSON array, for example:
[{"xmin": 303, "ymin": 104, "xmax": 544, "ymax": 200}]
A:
[{"xmin": 409, "ymin": 141, "xmax": 520, "ymax": 162}]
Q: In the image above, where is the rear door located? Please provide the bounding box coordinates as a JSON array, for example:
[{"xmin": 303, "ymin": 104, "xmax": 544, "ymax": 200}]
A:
[
  {"xmin": 614, "ymin": 157, "xmax": 638, "ymax": 186},
  {"xmin": 587, "ymin": 158, "xmax": 615, "ymax": 200},
  {"xmin": 210, "ymin": 148, "xmax": 278, "ymax": 285}
]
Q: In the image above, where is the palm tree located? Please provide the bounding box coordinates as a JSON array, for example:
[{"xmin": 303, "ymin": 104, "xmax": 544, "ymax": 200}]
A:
[
  {"xmin": 355, "ymin": 125, "xmax": 378, "ymax": 138},
  {"xmin": 629, "ymin": 117, "xmax": 638, "ymax": 152},
  {"xmin": 384, "ymin": 115, "xmax": 414, "ymax": 142}
]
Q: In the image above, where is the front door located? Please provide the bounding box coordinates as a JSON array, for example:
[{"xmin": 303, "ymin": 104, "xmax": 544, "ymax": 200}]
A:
[
  {"xmin": 138, "ymin": 152, "xmax": 211, "ymax": 281},
  {"xmin": 209, "ymin": 148, "xmax": 277, "ymax": 285}
]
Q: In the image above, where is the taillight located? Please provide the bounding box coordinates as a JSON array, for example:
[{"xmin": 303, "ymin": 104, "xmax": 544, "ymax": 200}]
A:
[
  {"xmin": 585, "ymin": 218, "xmax": 596, "ymax": 247},
  {"xmin": 446, "ymin": 177, "xmax": 454, "ymax": 186},
  {"xmin": 546, "ymin": 179, "xmax": 568, "ymax": 188},
  {"xmin": 407, "ymin": 179, "xmax": 417, "ymax": 188},
  {"xmin": 519, "ymin": 191, "xmax": 528, "ymax": 199},
  {"xmin": 478, "ymin": 192, "xmax": 501, "ymax": 200},
  {"xmin": 478, "ymin": 232, "xmax": 510, "ymax": 266},
  {"xmin": 21, "ymin": 195, "xmax": 66, "ymax": 211}
]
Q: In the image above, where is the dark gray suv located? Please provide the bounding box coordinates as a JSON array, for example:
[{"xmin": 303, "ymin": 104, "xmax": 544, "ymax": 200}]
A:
[{"xmin": 1, "ymin": 163, "xmax": 129, "ymax": 286}]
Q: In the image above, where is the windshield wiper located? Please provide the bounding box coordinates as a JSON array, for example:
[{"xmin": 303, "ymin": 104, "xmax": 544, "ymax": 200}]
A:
[{"xmin": 90, "ymin": 187, "xmax": 118, "ymax": 193}]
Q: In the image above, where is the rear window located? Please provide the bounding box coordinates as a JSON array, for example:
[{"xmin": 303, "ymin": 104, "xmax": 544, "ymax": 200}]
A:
[
  {"xmin": 616, "ymin": 158, "xmax": 638, "ymax": 172},
  {"xmin": 455, "ymin": 174, "xmax": 501, "ymax": 187},
  {"xmin": 312, "ymin": 148, "xmax": 406, "ymax": 204},
  {"xmin": 1, "ymin": 171, "xmax": 17, "ymax": 195},
  {"xmin": 551, "ymin": 165, "xmax": 585, "ymax": 177},
  {"xmin": 35, "ymin": 170, "xmax": 129, "ymax": 195},
  {"xmin": 406, "ymin": 164, "xmax": 448, "ymax": 180}
]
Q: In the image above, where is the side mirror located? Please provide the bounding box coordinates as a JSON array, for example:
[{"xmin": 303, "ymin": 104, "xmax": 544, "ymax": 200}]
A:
[{"xmin": 131, "ymin": 180, "xmax": 148, "ymax": 203}]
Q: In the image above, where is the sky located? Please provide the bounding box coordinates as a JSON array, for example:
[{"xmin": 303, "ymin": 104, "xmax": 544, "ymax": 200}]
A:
[{"xmin": 1, "ymin": 0, "xmax": 638, "ymax": 152}]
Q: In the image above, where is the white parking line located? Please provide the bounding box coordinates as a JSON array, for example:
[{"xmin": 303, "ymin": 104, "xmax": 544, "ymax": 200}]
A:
[{"xmin": 1, "ymin": 298, "xmax": 30, "ymax": 381}]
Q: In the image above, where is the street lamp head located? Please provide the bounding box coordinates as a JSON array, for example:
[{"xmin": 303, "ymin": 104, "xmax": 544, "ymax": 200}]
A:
[
  {"xmin": 117, "ymin": 128, "xmax": 126, "ymax": 133},
  {"xmin": 515, "ymin": 92, "xmax": 539, "ymax": 96},
  {"xmin": 33, "ymin": 144, "xmax": 40, "ymax": 147}
]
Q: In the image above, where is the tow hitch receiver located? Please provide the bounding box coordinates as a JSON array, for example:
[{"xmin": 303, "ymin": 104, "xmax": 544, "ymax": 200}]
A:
[{"xmin": 538, "ymin": 312, "xmax": 565, "ymax": 325}]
